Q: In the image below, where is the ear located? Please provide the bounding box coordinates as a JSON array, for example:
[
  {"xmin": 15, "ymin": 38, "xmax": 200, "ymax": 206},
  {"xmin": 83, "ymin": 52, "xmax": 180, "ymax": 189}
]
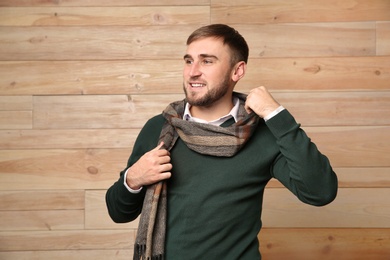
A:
[{"xmin": 231, "ymin": 61, "xmax": 247, "ymax": 82}]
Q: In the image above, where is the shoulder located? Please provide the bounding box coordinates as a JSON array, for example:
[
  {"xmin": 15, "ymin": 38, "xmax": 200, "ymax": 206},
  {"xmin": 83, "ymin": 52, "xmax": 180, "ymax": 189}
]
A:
[{"xmin": 137, "ymin": 114, "xmax": 166, "ymax": 142}]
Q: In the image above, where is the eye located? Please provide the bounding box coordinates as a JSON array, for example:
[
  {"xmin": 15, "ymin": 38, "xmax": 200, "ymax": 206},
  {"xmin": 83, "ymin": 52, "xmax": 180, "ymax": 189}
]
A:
[
  {"xmin": 184, "ymin": 58, "xmax": 193, "ymax": 65},
  {"xmin": 202, "ymin": 59, "xmax": 213, "ymax": 65}
]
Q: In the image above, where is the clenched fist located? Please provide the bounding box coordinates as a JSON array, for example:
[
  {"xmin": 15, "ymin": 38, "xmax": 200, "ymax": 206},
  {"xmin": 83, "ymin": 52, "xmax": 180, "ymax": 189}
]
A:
[
  {"xmin": 126, "ymin": 142, "xmax": 172, "ymax": 190},
  {"xmin": 245, "ymin": 86, "xmax": 280, "ymax": 118}
]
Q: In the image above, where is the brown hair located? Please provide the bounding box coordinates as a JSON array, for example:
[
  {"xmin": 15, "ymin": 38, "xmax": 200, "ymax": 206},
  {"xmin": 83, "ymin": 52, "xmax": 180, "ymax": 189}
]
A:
[{"xmin": 186, "ymin": 24, "xmax": 249, "ymax": 65}]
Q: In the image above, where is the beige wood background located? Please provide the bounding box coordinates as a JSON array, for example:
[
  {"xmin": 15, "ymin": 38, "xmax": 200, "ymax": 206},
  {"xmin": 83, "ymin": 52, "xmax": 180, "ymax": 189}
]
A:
[{"xmin": 0, "ymin": 1, "xmax": 389, "ymax": 259}]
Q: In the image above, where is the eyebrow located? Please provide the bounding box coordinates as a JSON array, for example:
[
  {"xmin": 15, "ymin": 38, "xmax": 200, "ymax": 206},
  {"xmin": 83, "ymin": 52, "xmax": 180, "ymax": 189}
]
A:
[{"xmin": 183, "ymin": 54, "xmax": 219, "ymax": 60}]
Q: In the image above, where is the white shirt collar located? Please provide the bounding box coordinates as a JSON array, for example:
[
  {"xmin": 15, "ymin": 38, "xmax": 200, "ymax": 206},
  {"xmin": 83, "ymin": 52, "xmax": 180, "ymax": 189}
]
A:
[{"xmin": 183, "ymin": 97, "xmax": 240, "ymax": 126}]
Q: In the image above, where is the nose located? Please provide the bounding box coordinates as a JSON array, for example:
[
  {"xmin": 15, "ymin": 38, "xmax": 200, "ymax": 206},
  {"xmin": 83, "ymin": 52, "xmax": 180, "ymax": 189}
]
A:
[{"xmin": 188, "ymin": 61, "xmax": 202, "ymax": 78}]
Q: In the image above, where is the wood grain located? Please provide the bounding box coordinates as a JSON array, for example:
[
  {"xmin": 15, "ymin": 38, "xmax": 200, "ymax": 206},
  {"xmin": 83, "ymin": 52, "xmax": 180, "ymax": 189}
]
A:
[
  {"xmin": 377, "ymin": 21, "xmax": 390, "ymax": 55},
  {"xmin": 0, "ymin": 190, "xmax": 84, "ymax": 210},
  {"xmin": 0, "ymin": 26, "xmax": 196, "ymax": 61},
  {"xmin": 262, "ymin": 188, "xmax": 390, "ymax": 228},
  {"xmin": 0, "ymin": 230, "xmax": 135, "ymax": 251},
  {"xmin": 0, "ymin": 23, "xmax": 375, "ymax": 60},
  {"xmin": 0, "ymin": 6, "xmax": 210, "ymax": 26},
  {"xmin": 0, "ymin": 149, "xmax": 130, "ymax": 190},
  {"xmin": 211, "ymin": 0, "xmax": 390, "ymax": 23},
  {"xmin": 0, "ymin": 250, "xmax": 133, "ymax": 260},
  {"xmin": 31, "ymin": 92, "xmax": 390, "ymax": 130},
  {"xmin": 239, "ymin": 56, "xmax": 390, "ymax": 91},
  {"xmin": 2, "ymin": 57, "xmax": 389, "ymax": 95},
  {"xmin": 85, "ymin": 190, "xmax": 139, "ymax": 230},
  {"xmin": 33, "ymin": 94, "xmax": 181, "ymax": 129},
  {"xmin": 0, "ymin": 210, "xmax": 84, "ymax": 231},
  {"xmin": 0, "ymin": 0, "xmax": 210, "ymax": 7},
  {"xmin": 0, "ymin": 96, "xmax": 32, "ymax": 110},
  {"xmin": 0, "ymin": 129, "xmax": 138, "ymax": 149},
  {"xmin": 259, "ymin": 228, "xmax": 390, "ymax": 260},
  {"xmin": 0, "ymin": 111, "xmax": 32, "ymax": 129},
  {"xmin": 306, "ymin": 126, "xmax": 390, "ymax": 167}
]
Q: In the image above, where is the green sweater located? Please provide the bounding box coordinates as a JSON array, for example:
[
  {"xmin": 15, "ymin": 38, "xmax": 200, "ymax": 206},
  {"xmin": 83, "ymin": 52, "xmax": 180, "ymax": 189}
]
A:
[{"xmin": 106, "ymin": 109, "xmax": 338, "ymax": 259}]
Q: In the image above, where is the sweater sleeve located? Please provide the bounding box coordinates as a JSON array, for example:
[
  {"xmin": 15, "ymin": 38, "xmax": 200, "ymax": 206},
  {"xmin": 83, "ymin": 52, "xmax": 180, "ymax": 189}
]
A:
[
  {"xmin": 105, "ymin": 115, "xmax": 165, "ymax": 223},
  {"xmin": 265, "ymin": 109, "xmax": 338, "ymax": 206}
]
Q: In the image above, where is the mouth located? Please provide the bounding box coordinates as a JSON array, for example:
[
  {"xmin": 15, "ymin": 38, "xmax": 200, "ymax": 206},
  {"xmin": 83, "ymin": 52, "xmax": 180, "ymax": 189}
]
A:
[{"xmin": 189, "ymin": 82, "xmax": 206, "ymax": 88}]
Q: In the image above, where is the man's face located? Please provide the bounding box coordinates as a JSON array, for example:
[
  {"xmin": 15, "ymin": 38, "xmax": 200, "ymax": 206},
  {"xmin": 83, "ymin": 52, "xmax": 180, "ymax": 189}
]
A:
[{"xmin": 183, "ymin": 37, "xmax": 235, "ymax": 107}]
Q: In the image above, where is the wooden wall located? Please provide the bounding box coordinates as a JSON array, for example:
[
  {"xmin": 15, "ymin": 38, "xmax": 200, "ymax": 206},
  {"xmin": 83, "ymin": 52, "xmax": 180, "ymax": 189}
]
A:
[{"xmin": 0, "ymin": 1, "xmax": 389, "ymax": 259}]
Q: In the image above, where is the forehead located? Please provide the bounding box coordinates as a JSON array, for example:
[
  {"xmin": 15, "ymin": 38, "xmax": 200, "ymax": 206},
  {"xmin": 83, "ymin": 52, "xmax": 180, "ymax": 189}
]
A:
[{"xmin": 185, "ymin": 37, "xmax": 231, "ymax": 58}]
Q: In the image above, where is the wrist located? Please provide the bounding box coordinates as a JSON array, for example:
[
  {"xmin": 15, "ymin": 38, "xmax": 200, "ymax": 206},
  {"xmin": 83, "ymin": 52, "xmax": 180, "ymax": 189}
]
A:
[{"xmin": 123, "ymin": 168, "xmax": 143, "ymax": 193}]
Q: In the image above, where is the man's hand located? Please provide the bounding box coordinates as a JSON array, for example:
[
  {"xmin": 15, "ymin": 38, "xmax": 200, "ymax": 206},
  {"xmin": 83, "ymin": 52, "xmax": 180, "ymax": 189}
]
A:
[
  {"xmin": 126, "ymin": 142, "xmax": 172, "ymax": 190},
  {"xmin": 245, "ymin": 86, "xmax": 280, "ymax": 118}
]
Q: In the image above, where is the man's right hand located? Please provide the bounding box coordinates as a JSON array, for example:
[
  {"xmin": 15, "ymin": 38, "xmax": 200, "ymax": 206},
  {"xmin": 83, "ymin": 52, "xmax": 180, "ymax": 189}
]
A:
[{"xmin": 126, "ymin": 142, "xmax": 172, "ymax": 190}]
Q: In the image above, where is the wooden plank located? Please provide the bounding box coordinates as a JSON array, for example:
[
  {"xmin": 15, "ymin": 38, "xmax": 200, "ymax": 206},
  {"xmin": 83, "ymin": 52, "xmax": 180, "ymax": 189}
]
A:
[
  {"xmin": 0, "ymin": 96, "xmax": 32, "ymax": 110},
  {"xmin": 32, "ymin": 92, "xmax": 390, "ymax": 130},
  {"xmin": 0, "ymin": 0, "xmax": 210, "ymax": 6},
  {"xmin": 306, "ymin": 126, "xmax": 390, "ymax": 167},
  {"xmin": 0, "ymin": 190, "xmax": 84, "ymax": 210},
  {"xmin": 239, "ymin": 56, "xmax": 390, "ymax": 92},
  {"xmin": 235, "ymin": 23, "xmax": 376, "ymax": 58},
  {"xmin": 211, "ymin": 0, "xmax": 390, "ymax": 23},
  {"xmin": 259, "ymin": 228, "xmax": 390, "ymax": 260},
  {"xmin": 0, "ymin": 149, "xmax": 130, "ymax": 190},
  {"xmin": 1, "ymin": 57, "xmax": 388, "ymax": 95},
  {"xmin": 0, "ymin": 26, "xmax": 198, "ymax": 61},
  {"xmin": 377, "ymin": 21, "xmax": 390, "ymax": 55},
  {"xmin": 267, "ymin": 167, "xmax": 390, "ymax": 188},
  {"xmin": 1, "ymin": 229, "xmax": 387, "ymax": 259},
  {"xmin": 0, "ymin": 23, "xmax": 375, "ymax": 60},
  {"xmin": 33, "ymin": 94, "xmax": 181, "ymax": 129},
  {"xmin": 0, "ymin": 111, "xmax": 32, "ymax": 129},
  {"xmin": 0, "ymin": 210, "xmax": 84, "ymax": 231},
  {"xmin": 0, "ymin": 129, "xmax": 138, "ymax": 149},
  {"xmin": 0, "ymin": 6, "xmax": 210, "ymax": 26},
  {"xmin": 0, "ymin": 250, "xmax": 133, "ymax": 260},
  {"xmin": 0, "ymin": 230, "xmax": 135, "ymax": 251},
  {"xmin": 85, "ymin": 190, "xmax": 139, "ymax": 230},
  {"xmin": 271, "ymin": 91, "xmax": 390, "ymax": 126},
  {"xmin": 0, "ymin": 60, "xmax": 184, "ymax": 95},
  {"xmin": 1, "ymin": 150, "xmax": 388, "ymax": 191},
  {"xmin": 0, "ymin": 126, "xmax": 388, "ymax": 166},
  {"xmin": 262, "ymin": 188, "xmax": 390, "ymax": 228}
]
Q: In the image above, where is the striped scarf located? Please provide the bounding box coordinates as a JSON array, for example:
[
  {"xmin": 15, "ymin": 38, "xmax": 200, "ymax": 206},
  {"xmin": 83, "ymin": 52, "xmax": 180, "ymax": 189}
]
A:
[{"xmin": 134, "ymin": 92, "xmax": 259, "ymax": 260}]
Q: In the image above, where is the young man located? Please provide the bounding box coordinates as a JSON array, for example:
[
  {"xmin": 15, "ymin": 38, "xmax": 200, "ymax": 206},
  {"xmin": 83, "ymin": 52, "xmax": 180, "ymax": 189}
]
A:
[{"xmin": 106, "ymin": 24, "xmax": 338, "ymax": 260}]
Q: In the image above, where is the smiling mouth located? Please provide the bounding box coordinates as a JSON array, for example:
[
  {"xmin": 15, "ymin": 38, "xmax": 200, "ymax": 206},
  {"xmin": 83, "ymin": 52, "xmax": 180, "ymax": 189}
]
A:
[{"xmin": 190, "ymin": 83, "xmax": 206, "ymax": 88}]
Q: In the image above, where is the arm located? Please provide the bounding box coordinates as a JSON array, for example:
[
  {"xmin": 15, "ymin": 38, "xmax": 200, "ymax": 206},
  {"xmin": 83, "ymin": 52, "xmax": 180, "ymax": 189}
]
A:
[
  {"xmin": 267, "ymin": 109, "xmax": 337, "ymax": 206},
  {"xmin": 246, "ymin": 86, "xmax": 337, "ymax": 206},
  {"xmin": 105, "ymin": 115, "xmax": 172, "ymax": 223}
]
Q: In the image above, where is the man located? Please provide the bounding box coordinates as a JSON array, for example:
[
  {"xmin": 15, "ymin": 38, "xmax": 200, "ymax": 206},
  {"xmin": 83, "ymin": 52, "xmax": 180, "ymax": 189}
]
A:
[{"xmin": 106, "ymin": 24, "xmax": 338, "ymax": 260}]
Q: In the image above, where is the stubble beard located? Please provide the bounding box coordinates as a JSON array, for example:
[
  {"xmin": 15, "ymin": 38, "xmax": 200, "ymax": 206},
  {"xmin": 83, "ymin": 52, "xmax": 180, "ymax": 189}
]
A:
[{"xmin": 183, "ymin": 75, "xmax": 232, "ymax": 107}]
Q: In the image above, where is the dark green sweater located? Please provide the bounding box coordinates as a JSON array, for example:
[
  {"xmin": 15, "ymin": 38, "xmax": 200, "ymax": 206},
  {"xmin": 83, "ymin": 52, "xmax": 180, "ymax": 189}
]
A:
[{"xmin": 106, "ymin": 109, "xmax": 338, "ymax": 259}]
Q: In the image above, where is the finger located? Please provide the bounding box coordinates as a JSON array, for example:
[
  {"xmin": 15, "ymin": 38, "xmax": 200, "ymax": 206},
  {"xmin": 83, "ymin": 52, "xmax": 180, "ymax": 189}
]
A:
[
  {"xmin": 158, "ymin": 155, "xmax": 171, "ymax": 165},
  {"xmin": 152, "ymin": 141, "xmax": 165, "ymax": 151},
  {"xmin": 244, "ymin": 105, "xmax": 252, "ymax": 114},
  {"xmin": 244, "ymin": 99, "xmax": 253, "ymax": 114}
]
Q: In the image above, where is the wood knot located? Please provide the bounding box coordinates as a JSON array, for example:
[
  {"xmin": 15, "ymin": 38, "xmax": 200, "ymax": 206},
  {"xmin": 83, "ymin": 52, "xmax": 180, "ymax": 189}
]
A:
[
  {"xmin": 153, "ymin": 13, "xmax": 166, "ymax": 24},
  {"xmin": 29, "ymin": 36, "xmax": 47, "ymax": 44},
  {"xmin": 87, "ymin": 166, "xmax": 98, "ymax": 175},
  {"xmin": 304, "ymin": 65, "xmax": 321, "ymax": 74}
]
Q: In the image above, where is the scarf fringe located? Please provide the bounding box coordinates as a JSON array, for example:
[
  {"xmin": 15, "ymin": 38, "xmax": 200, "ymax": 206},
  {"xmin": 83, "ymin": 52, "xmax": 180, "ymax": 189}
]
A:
[{"xmin": 134, "ymin": 243, "xmax": 164, "ymax": 260}]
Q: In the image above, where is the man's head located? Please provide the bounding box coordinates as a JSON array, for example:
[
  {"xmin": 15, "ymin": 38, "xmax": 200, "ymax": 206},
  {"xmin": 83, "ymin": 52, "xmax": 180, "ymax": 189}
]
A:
[
  {"xmin": 186, "ymin": 24, "xmax": 249, "ymax": 66},
  {"xmin": 183, "ymin": 24, "xmax": 249, "ymax": 108}
]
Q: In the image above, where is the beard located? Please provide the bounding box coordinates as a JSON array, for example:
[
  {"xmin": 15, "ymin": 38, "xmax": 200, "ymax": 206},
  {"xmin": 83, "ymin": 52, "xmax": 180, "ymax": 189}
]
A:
[{"xmin": 183, "ymin": 74, "xmax": 232, "ymax": 107}]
